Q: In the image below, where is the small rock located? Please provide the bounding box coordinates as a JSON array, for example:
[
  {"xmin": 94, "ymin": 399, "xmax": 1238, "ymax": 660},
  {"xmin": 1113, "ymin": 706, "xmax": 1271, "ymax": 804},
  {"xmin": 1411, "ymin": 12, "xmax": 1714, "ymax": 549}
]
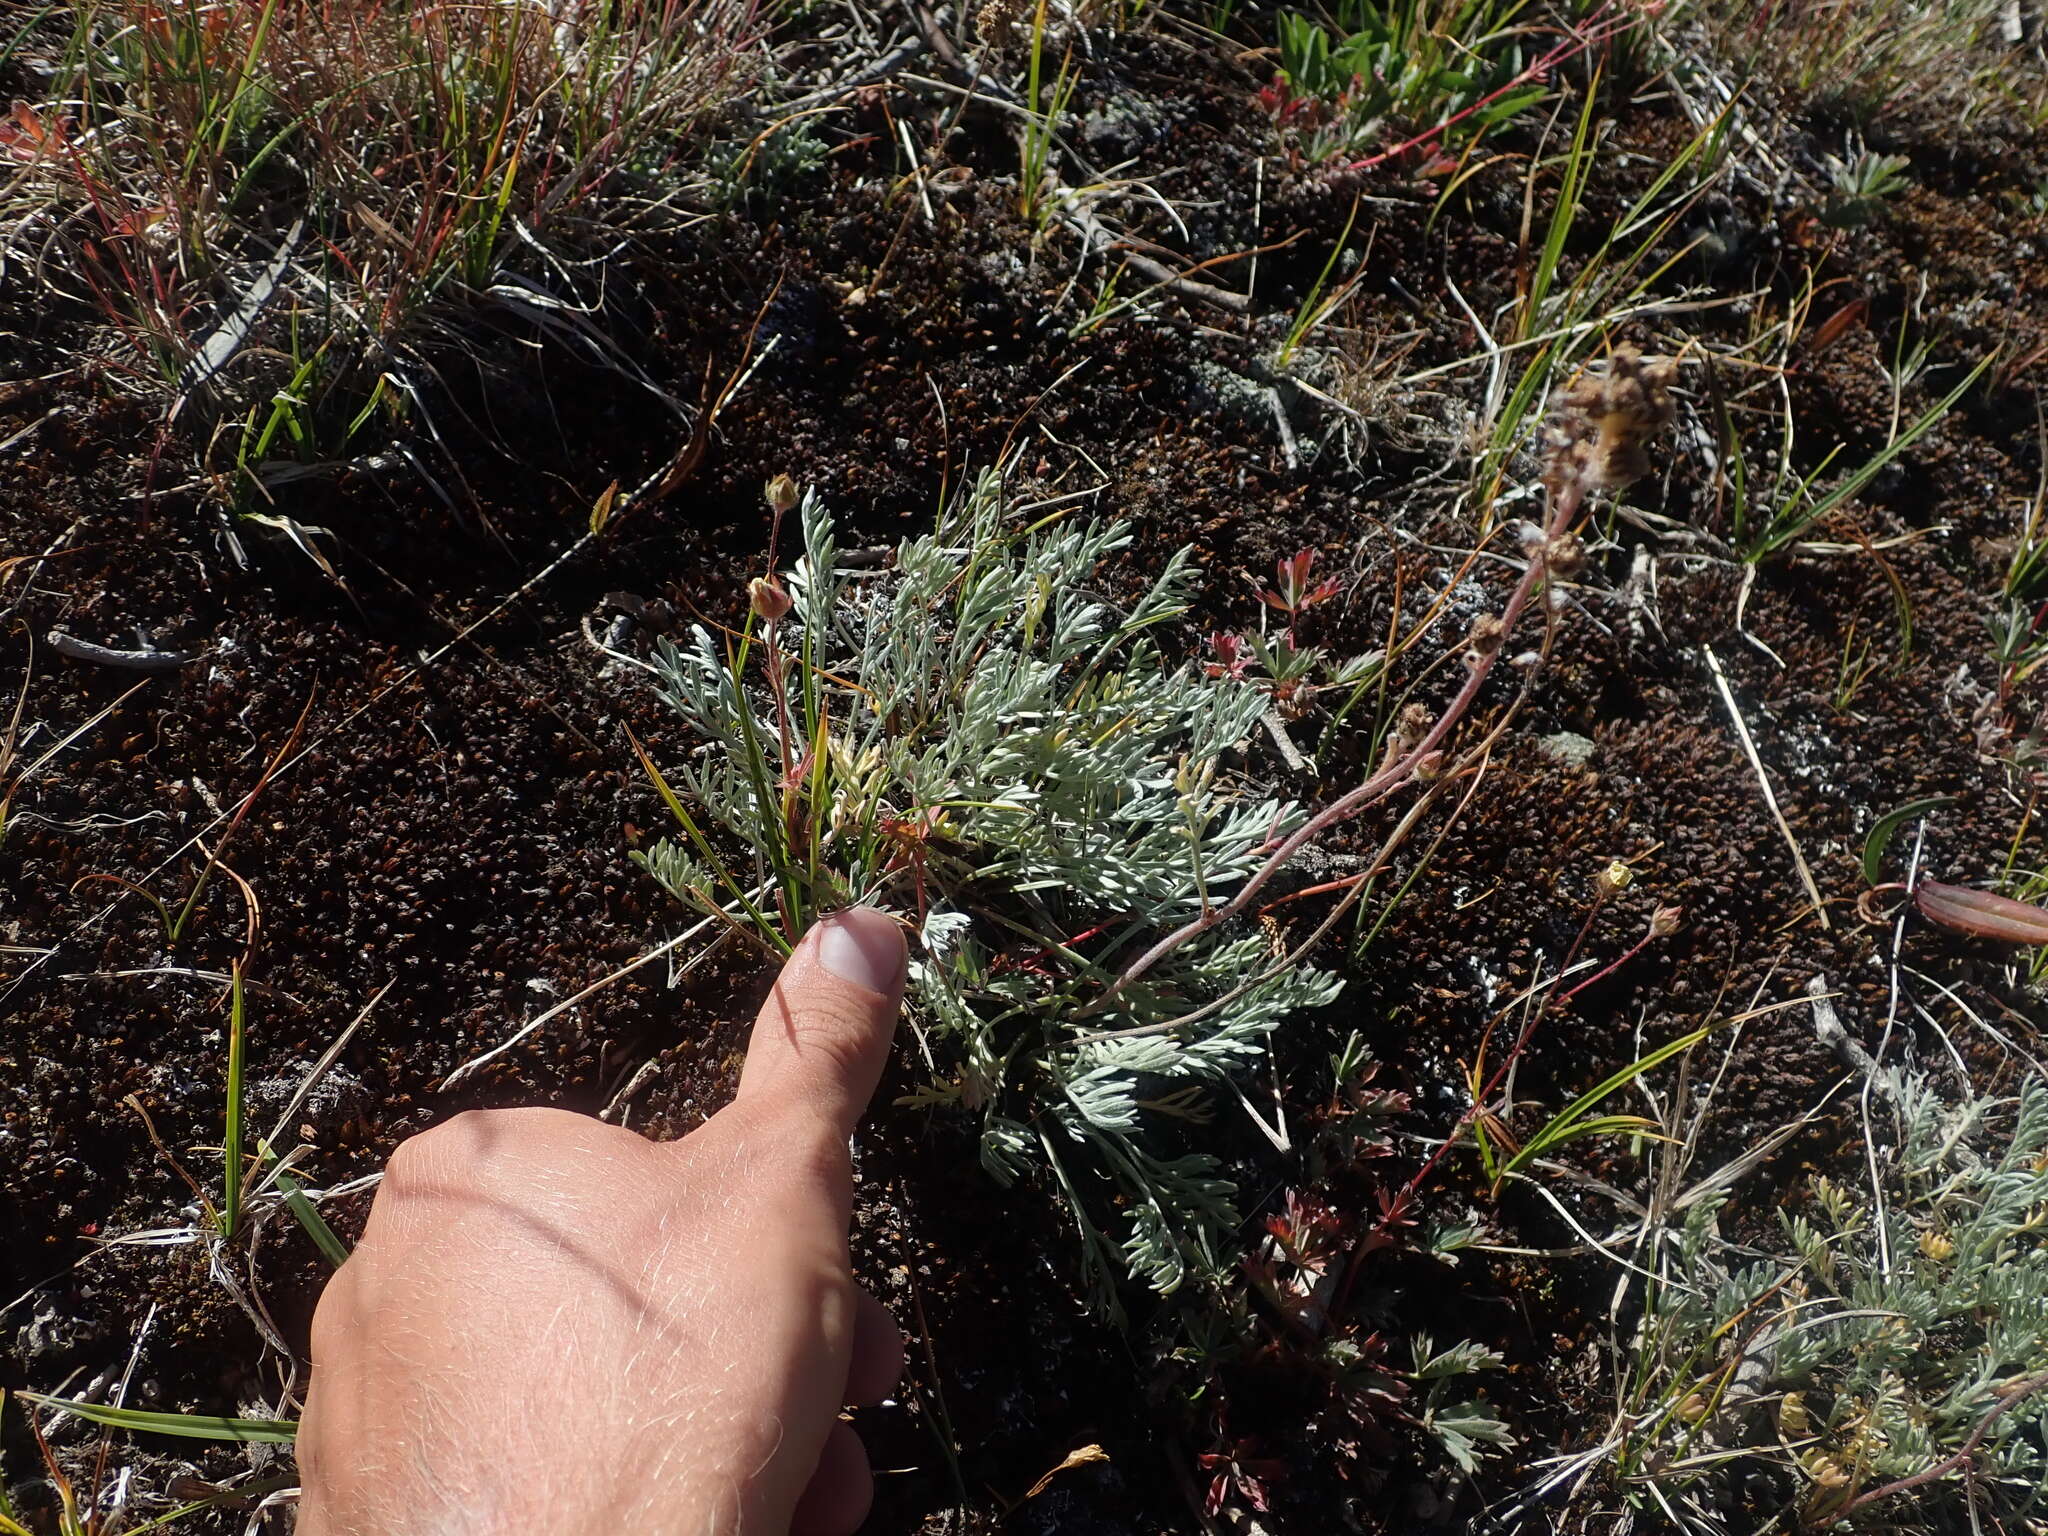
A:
[{"xmin": 1538, "ymin": 731, "xmax": 1597, "ymax": 769}]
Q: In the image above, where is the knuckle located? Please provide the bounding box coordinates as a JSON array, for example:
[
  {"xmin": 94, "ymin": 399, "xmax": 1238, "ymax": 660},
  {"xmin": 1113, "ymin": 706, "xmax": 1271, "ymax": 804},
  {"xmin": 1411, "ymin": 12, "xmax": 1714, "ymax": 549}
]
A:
[
  {"xmin": 386, "ymin": 1106, "xmax": 594, "ymax": 1185},
  {"xmin": 305, "ymin": 1272, "xmax": 358, "ymax": 1366}
]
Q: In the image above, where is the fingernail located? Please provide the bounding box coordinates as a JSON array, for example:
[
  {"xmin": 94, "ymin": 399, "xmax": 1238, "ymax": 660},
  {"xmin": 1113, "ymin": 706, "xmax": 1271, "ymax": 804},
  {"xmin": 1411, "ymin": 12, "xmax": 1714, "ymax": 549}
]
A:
[{"xmin": 813, "ymin": 907, "xmax": 906, "ymax": 997}]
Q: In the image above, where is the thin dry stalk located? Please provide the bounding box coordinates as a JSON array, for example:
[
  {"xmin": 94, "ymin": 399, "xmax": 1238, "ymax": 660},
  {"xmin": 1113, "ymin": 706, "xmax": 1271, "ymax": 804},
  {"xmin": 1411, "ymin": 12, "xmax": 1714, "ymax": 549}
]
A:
[{"xmin": 1703, "ymin": 644, "xmax": 1830, "ymax": 929}]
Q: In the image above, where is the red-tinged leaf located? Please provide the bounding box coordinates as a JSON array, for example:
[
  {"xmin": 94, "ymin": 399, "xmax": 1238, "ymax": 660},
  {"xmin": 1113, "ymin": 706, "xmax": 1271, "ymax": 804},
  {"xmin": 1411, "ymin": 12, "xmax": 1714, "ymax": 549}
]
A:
[
  {"xmin": 1808, "ymin": 297, "xmax": 1868, "ymax": 356},
  {"xmin": 1203, "ymin": 1471, "xmax": 1229, "ymax": 1518},
  {"xmin": 1915, "ymin": 879, "xmax": 2048, "ymax": 946}
]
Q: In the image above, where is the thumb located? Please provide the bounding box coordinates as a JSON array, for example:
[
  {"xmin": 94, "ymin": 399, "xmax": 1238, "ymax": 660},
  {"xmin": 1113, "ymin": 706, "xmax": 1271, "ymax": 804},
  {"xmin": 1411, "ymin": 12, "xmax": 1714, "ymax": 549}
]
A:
[{"xmin": 734, "ymin": 907, "xmax": 907, "ymax": 1141}]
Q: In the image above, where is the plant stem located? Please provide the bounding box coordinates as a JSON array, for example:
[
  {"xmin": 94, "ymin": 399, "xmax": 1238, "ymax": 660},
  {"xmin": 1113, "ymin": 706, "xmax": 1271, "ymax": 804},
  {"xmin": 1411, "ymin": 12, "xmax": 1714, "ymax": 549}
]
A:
[
  {"xmin": 221, "ymin": 961, "xmax": 246, "ymax": 1240},
  {"xmin": 1340, "ymin": 5, "xmax": 1634, "ymax": 175},
  {"xmin": 1822, "ymin": 1369, "xmax": 2048, "ymax": 1525},
  {"xmin": 1098, "ymin": 476, "xmax": 1586, "ymax": 1005}
]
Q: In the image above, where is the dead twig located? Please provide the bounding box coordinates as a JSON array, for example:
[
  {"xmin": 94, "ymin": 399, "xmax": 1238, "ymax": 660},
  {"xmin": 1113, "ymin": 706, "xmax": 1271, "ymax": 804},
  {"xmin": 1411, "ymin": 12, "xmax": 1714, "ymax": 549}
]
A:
[{"xmin": 45, "ymin": 630, "xmax": 200, "ymax": 672}]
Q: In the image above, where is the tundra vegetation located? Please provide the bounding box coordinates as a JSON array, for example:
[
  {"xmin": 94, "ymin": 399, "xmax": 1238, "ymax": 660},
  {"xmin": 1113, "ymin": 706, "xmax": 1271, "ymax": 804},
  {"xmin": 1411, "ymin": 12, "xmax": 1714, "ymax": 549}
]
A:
[{"xmin": 2, "ymin": 0, "xmax": 2048, "ymax": 1532}]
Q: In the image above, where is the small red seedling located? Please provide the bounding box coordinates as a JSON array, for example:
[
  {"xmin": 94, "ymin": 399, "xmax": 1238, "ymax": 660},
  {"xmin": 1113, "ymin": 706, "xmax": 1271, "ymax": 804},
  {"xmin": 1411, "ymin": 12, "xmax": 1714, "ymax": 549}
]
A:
[{"xmin": 1261, "ymin": 548, "xmax": 1344, "ymax": 626}]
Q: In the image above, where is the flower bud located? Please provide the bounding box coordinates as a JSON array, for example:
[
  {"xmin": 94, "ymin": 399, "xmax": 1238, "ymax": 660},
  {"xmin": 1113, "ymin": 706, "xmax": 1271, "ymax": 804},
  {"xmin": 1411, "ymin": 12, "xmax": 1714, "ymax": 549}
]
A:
[
  {"xmin": 1649, "ymin": 905, "xmax": 1683, "ymax": 939},
  {"xmin": 1599, "ymin": 859, "xmax": 1634, "ymax": 893},
  {"xmin": 764, "ymin": 474, "xmax": 799, "ymax": 515},
  {"xmin": 749, "ymin": 575, "xmax": 792, "ymax": 622}
]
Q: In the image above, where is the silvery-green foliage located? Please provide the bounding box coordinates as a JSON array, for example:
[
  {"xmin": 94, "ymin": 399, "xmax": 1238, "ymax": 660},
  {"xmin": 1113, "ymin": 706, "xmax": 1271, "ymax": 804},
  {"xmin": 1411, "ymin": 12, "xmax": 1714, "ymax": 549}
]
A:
[
  {"xmin": 1630, "ymin": 1070, "xmax": 2048, "ymax": 1529},
  {"xmin": 635, "ymin": 470, "xmax": 1344, "ymax": 1312}
]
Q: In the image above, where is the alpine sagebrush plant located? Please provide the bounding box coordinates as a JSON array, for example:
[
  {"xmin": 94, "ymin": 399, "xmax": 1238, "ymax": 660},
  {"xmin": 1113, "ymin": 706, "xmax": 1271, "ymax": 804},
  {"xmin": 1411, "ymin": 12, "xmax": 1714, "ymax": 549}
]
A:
[
  {"xmin": 633, "ymin": 469, "xmax": 1343, "ymax": 1310},
  {"xmin": 1625, "ymin": 1071, "xmax": 2048, "ymax": 1530}
]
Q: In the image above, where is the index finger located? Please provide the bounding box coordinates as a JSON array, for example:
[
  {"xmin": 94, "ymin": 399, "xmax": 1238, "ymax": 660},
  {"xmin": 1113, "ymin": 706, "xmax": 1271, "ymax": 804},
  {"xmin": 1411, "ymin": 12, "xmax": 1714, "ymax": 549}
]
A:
[{"xmin": 734, "ymin": 907, "xmax": 907, "ymax": 1141}]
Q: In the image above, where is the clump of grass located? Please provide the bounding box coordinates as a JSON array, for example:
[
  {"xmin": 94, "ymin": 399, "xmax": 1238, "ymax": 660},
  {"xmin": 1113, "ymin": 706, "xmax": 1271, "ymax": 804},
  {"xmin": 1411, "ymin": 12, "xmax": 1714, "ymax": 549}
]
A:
[
  {"xmin": 0, "ymin": 0, "xmax": 755, "ymax": 503},
  {"xmin": 1671, "ymin": 0, "xmax": 2047, "ymax": 129},
  {"xmin": 1990, "ymin": 465, "xmax": 2048, "ymax": 711},
  {"xmin": 1731, "ymin": 353, "xmax": 1991, "ymax": 563},
  {"xmin": 1262, "ymin": 0, "xmax": 1551, "ymax": 167}
]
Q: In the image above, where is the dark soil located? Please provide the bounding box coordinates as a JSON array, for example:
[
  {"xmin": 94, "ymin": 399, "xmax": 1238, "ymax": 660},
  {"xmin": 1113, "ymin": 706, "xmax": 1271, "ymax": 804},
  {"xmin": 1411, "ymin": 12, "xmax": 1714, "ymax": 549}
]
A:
[{"xmin": 4, "ymin": 7, "xmax": 2047, "ymax": 1533}]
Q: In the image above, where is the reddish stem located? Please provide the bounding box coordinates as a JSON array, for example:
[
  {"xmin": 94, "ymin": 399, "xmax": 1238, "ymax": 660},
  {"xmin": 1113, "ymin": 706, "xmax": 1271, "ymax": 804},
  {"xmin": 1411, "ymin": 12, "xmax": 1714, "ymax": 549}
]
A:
[
  {"xmin": 1339, "ymin": 6, "xmax": 1634, "ymax": 176},
  {"xmin": 1098, "ymin": 478, "xmax": 1587, "ymax": 1006},
  {"xmin": 1332, "ymin": 882, "xmax": 1672, "ymax": 1321},
  {"xmin": 1822, "ymin": 1369, "xmax": 2048, "ymax": 1525}
]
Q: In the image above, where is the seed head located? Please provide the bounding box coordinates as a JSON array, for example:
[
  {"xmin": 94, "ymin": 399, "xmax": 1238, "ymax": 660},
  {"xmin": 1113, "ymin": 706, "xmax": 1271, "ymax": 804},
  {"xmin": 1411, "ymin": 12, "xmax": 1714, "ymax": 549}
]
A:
[
  {"xmin": 976, "ymin": 0, "xmax": 1025, "ymax": 44},
  {"xmin": 1541, "ymin": 346, "xmax": 1677, "ymax": 498}
]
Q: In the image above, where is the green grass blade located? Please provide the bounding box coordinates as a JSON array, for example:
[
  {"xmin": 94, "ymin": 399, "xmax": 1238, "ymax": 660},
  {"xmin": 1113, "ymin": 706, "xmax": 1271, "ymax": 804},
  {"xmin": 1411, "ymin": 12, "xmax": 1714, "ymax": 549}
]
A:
[
  {"xmin": 1503, "ymin": 1025, "xmax": 1710, "ymax": 1179},
  {"xmin": 222, "ymin": 962, "xmax": 247, "ymax": 1240},
  {"xmin": 1471, "ymin": 1113, "xmax": 1499, "ymax": 1182},
  {"xmin": 1533, "ymin": 1113, "xmax": 1664, "ymax": 1147},
  {"xmin": 18, "ymin": 1395, "xmax": 297, "ymax": 1444},
  {"xmin": 1524, "ymin": 76, "xmax": 1600, "ymax": 341},
  {"xmin": 1862, "ymin": 796, "xmax": 1958, "ymax": 885},
  {"xmin": 626, "ymin": 726, "xmax": 788, "ymax": 954},
  {"xmin": 1753, "ymin": 355, "xmax": 1993, "ymax": 560},
  {"xmin": 120, "ymin": 1476, "xmax": 297, "ymax": 1534},
  {"xmin": 1281, "ymin": 192, "xmax": 1361, "ymax": 364},
  {"xmin": 277, "ymin": 1169, "xmax": 352, "ymax": 1268}
]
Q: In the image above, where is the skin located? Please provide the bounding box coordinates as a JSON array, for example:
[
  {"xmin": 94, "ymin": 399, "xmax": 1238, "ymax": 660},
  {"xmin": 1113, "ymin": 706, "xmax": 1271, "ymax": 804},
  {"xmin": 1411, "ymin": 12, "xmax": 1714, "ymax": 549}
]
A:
[{"xmin": 296, "ymin": 907, "xmax": 910, "ymax": 1536}]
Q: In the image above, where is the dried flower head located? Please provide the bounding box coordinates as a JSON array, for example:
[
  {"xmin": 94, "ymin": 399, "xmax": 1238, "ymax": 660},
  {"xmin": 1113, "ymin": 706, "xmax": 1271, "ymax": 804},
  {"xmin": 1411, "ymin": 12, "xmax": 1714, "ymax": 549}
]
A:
[
  {"xmin": 1465, "ymin": 614, "xmax": 1506, "ymax": 662},
  {"xmin": 1541, "ymin": 346, "xmax": 1677, "ymax": 497},
  {"xmin": 976, "ymin": 0, "xmax": 1025, "ymax": 44},
  {"xmin": 1384, "ymin": 702, "xmax": 1434, "ymax": 767},
  {"xmin": 1599, "ymin": 859, "xmax": 1635, "ymax": 893},
  {"xmin": 1543, "ymin": 533, "xmax": 1586, "ymax": 581},
  {"xmin": 1648, "ymin": 905, "xmax": 1683, "ymax": 939}
]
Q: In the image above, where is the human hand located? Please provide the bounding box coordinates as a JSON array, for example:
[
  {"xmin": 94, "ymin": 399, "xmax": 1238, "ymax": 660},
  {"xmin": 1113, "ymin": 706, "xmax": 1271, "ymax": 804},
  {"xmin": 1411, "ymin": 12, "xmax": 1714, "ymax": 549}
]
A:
[{"xmin": 295, "ymin": 907, "xmax": 909, "ymax": 1536}]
